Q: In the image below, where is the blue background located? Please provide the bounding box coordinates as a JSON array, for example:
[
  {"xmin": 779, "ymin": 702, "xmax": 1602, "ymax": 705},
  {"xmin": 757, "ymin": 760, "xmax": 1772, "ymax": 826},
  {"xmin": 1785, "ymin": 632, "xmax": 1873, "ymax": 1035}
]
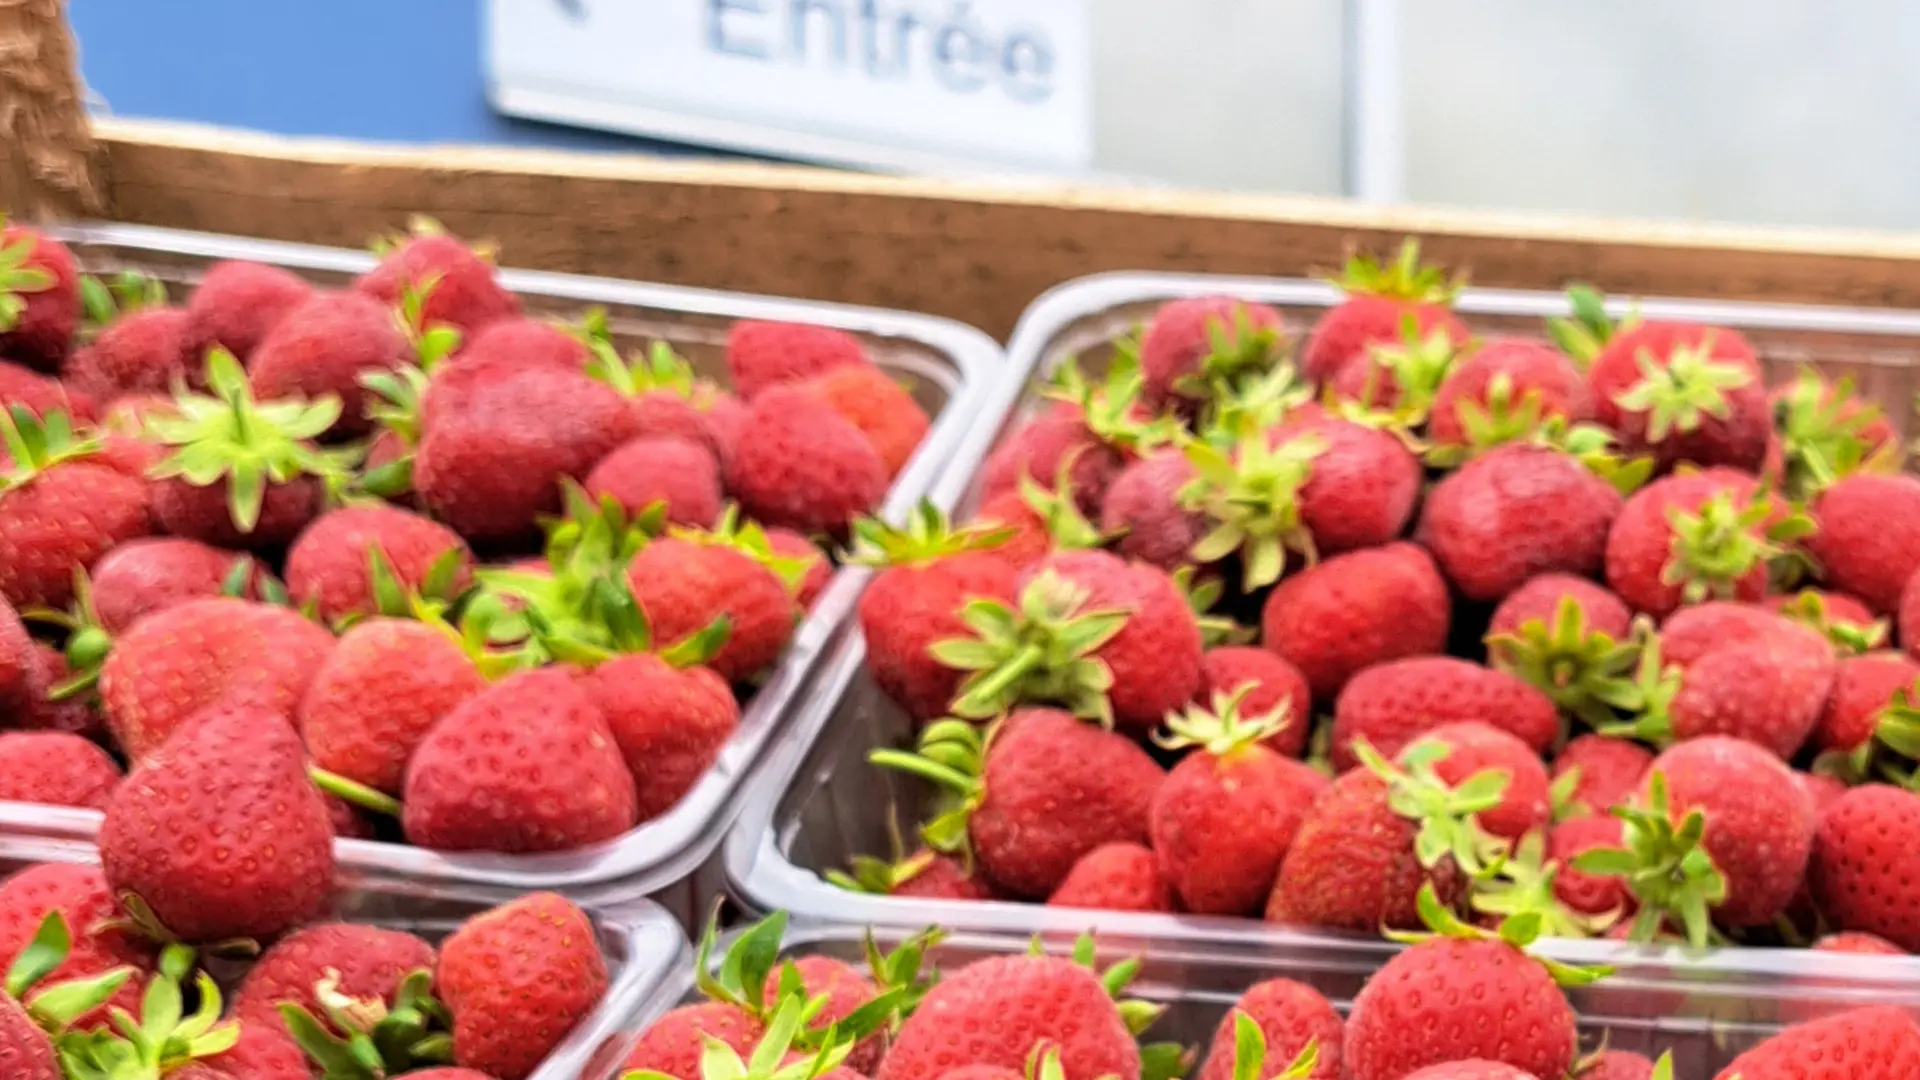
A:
[{"xmin": 70, "ymin": 0, "xmax": 725, "ymax": 156}]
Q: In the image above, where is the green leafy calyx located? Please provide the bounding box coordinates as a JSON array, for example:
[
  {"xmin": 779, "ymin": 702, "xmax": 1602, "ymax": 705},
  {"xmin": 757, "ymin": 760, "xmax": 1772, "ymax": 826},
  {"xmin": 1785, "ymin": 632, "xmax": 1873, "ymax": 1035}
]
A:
[
  {"xmin": 1570, "ymin": 770, "xmax": 1728, "ymax": 949},
  {"xmin": 929, "ymin": 571, "xmax": 1132, "ymax": 725},
  {"xmin": 1322, "ymin": 238, "xmax": 1464, "ymax": 304},
  {"xmin": 1154, "ymin": 682, "xmax": 1290, "ymax": 759},
  {"xmin": 1611, "ymin": 337, "xmax": 1754, "ymax": 443},
  {"xmin": 1485, "ymin": 595, "xmax": 1643, "ymax": 729},
  {"xmin": 1179, "ymin": 427, "xmax": 1326, "ymax": 591},
  {"xmin": 844, "ymin": 499, "xmax": 1011, "ymax": 569}
]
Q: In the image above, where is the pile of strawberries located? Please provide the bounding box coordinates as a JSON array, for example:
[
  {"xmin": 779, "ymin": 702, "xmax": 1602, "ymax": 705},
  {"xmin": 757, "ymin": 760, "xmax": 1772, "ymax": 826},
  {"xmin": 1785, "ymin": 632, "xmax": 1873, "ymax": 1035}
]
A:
[
  {"xmin": 628, "ymin": 909, "xmax": 1917, "ymax": 1080},
  {"xmin": 0, "ymin": 848, "xmax": 614, "ymax": 1079},
  {"xmin": 0, "ymin": 215, "xmax": 933, "ymax": 856},
  {"xmin": 837, "ymin": 239, "xmax": 1920, "ymax": 962}
]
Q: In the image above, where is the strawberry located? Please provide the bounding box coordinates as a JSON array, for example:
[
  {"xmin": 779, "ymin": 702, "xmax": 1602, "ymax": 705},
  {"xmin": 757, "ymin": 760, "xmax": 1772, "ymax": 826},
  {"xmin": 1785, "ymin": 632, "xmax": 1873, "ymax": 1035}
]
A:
[
  {"xmin": 764, "ymin": 527, "xmax": 831, "ymax": 609},
  {"xmin": 249, "ymin": 291, "xmax": 411, "ymax": 440},
  {"xmin": 87, "ymin": 537, "xmax": 256, "ymax": 634},
  {"xmin": 16, "ymin": 644, "xmax": 102, "ymax": 736},
  {"xmin": 1343, "ymin": 886, "xmax": 1599, "ymax": 1080},
  {"xmin": 1485, "ymin": 577, "xmax": 1637, "ymax": 727},
  {"xmin": 625, "ymin": 528, "xmax": 799, "ymax": 684},
  {"xmin": 725, "ymin": 320, "xmax": 870, "ymax": 399},
  {"xmin": 1409, "ymin": 722, "xmax": 1550, "ymax": 842},
  {"xmin": 0, "ymin": 600, "xmax": 30, "ymax": 724},
  {"xmin": 283, "ymin": 504, "xmax": 472, "ymax": 623},
  {"xmin": 1808, "ymin": 784, "xmax": 1920, "ymax": 950},
  {"xmin": 299, "ymin": 617, "xmax": 490, "ymax": 796},
  {"xmin": 0, "ymin": 408, "xmax": 151, "ymax": 609},
  {"xmin": 0, "ymin": 909, "xmax": 148, "ymax": 1080},
  {"xmin": 435, "ymin": 892, "xmax": 607, "ymax": 1080},
  {"xmin": 828, "ymin": 847, "xmax": 1003, "ymax": 901},
  {"xmin": 1138, "ymin": 295, "xmax": 1287, "ymax": 407},
  {"xmin": 0, "ymin": 864, "xmax": 154, "ymax": 1023},
  {"xmin": 403, "ymin": 667, "xmax": 637, "ymax": 852},
  {"xmin": 1551, "ymin": 734, "xmax": 1652, "ymax": 817},
  {"xmin": 980, "ymin": 405, "xmax": 1125, "ymax": 517},
  {"xmin": 1195, "ymin": 646, "xmax": 1313, "ymax": 757},
  {"xmin": 1402, "ymin": 1064, "xmax": 1542, "ymax": 1080},
  {"xmin": 1809, "ymin": 474, "xmax": 1920, "ymax": 614},
  {"xmin": 1325, "ymin": 317, "xmax": 1458, "ymax": 417},
  {"xmin": 1589, "ymin": 318, "xmax": 1770, "ymax": 471},
  {"xmin": 794, "ymin": 363, "xmax": 932, "ymax": 479},
  {"xmin": 971, "ymin": 460, "xmax": 1104, "ymax": 572},
  {"xmin": 62, "ymin": 306, "xmax": 189, "ymax": 404},
  {"xmin": 416, "ymin": 363, "xmax": 644, "ymax": 546},
  {"xmin": 577, "ymin": 336, "xmax": 735, "ymax": 461},
  {"xmin": 1603, "ymin": 468, "xmax": 1793, "ymax": 617},
  {"xmin": 1427, "ymin": 338, "xmax": 1594, "ymax": 458},
  {"xmin": 759, "ymin": 953, "xmax": 897, "ymax": 1076},
  {"xmin": 1331, "ymin": 657, "xmax": 1558, "ymax": 773},
  {"xmin": 1261, "ymin": 543, "xmax": 1451, "ymax": 702},
  {"xmin": 0, "ymin": 732, "xmax": 118, "ymax": 809},
  {"xmin": 1818, "ymin": 930, "xmax": 1905, "ymax": 955},
  {"xmin": 585, "ymin": 435, "xmax": 723, "ymax": 528},
  {"xmin": 849, "ymin": 506, "xmax": 1018, "ymax": 722},
  {"xmin": 144, "ymin": 350, "xmax": 346, "ymax": 549},
  {"xmin": 1578, "ymin": 1051, "xmax": 1658, "ymax": 1080},
  {"xmin": 232, "ymin": 922, "xmax": 436, "ymax": 1025},
  {"xmin": 1771, "ymin": 370, "xmax": 1903, "ymax": 500},
  {"xmin": 1151, "ymin": 686, "xmax": 1328, "ymax": 915},
  {"xmin": 203, "ymin": 1022, "xmax": 309, "ymax": 1080},
  {"xmin": 1812, "ymin": 651, "xmax": 1920, "ymax": 763},
  {"xmin": 1286, "ymin": 417, "xmax": 1422, "ymax": 558},
  {"xmin": 101, "ymin": 704, "xmax": 335, "ymax": 941},
  {"xmin": 576, "ymin": 650, "xmax": 741, "ymax": 823},
  {"xmin": 1099, "ymin": 449, "xmax": 1203, "ymax": 571},
  {"xmin": 625, "ymin": 1001, "xmax": 765, "ymax": 1080},
  {"xmin": 354, "ymin": 226, "xmax": 520, "ymax": 337},
  {"xmin": 1266, "ymin": 744, "xmax": 1497, "ymax": 932},
  {"xmin": 1548, "ymin": 816, "xmax": 1630, "ymax": 916},
  {"xmin": 180, "ymin": 260, "xmax": 315, "ymax": 367},
  {"xmin": 1046, "ymin": 842, "xmax": 1174, "ymax": 912},
  {"xmin": 99, "ymin": 597, "xmax": 335, "ymax": 760},
  {"xmin": 419, "ymin": 316, "xmax": 588, "ymax": 430},
  {"xmin": 1713, "ymin": 1006, "xmax": 1920, "ymax": 1080},
  {"xmin": 726, "ymin": 385, "xmax": 886, "ymax": 537},
  {"xmin": 1196, "ymin": 979, "xmax": 1343, "ymax": 1080},
  {"xmin": 0, "ymin": 222, "xmax": 79, "ymax": 372},
  {"xmin": 0, "ymin": 361, "xmax": 93, "ymax": 422},
  {"xmin": 1418, "ymin": 445, "xmax": 1623, "ymax": 602},
  {"xmin": 1579, "ymin": 737, "xmax": 1811, "ymax": 944},
  {"xmin": 937, "ymin": 549, "xmax": 1202, "ymax": 733},
  {"xmin": 873, "ymin": 709, "xmax": 1163, "ymax": 899},
  {"xmin": 1301, "ymin": 240, "xmax": 1469, "ymax": 385},
  {"xmin": 877, "ymin": 948, "xmax": 1142, "ymax": 1080},
  {"xmin": 1766, "ymin": 587, "xmax": 1886, "ymax": 654},
  {"xmin": 1617, "ymin": 604, "xmax": 1836, "ymax": 759}
]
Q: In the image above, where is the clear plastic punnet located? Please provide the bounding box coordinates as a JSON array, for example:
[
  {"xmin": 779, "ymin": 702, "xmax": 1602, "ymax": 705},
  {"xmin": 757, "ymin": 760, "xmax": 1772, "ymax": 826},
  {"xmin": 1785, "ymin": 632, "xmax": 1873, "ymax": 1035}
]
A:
[
  {"xmin": 0, "ymin": 221, "xmax": 1011, "ymax": 921},
  {"xmin": 724, "ymin": 270, "xmax": 1920, "ymax": 977}
]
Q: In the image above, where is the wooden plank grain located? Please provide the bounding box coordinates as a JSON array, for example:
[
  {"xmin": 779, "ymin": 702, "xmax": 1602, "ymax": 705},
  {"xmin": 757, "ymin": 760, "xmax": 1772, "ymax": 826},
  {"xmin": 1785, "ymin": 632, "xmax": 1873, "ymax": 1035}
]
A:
[{"xmin": 91, "ymin": 118, "xmax": 1920, "ymax": 340}]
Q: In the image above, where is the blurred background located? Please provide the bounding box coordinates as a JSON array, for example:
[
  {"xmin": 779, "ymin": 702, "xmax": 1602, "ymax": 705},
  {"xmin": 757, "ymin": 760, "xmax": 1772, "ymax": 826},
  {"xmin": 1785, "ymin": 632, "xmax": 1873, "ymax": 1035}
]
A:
[{"xmin": 69, "ymin": 0, "xmax": 1920, "ymax": 230}]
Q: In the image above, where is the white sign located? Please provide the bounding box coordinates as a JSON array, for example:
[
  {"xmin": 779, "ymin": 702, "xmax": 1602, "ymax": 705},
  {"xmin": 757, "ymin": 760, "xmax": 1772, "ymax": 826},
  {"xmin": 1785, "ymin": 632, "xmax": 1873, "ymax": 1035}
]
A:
[{"xmin": 484, "ymin": 0, "xmax": 1095, "ymax": 176}]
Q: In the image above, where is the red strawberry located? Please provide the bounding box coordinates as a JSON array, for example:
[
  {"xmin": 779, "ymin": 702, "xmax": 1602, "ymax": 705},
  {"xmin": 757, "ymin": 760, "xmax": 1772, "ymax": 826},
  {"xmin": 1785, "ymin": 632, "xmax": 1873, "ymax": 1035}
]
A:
[
  {"xmin": 1771, "ymin": 370, "xmax": 1903, "ymax": 499},
  {"xmin": 1632, "ymin": 603, "xmax": 1837, "ymax": 760},
  {"xmin": 1151, "ymin": 687, "xmax": 1328, "ymax": 915},
  {"xmin": 0, "ymin": 732, "xmax": 118, "ymax": 809},
  {"xmin": 1046, "ymin": 842, "xmax": 1174, "ymax": 912},
  {"xmin": 1603, "ymin": 468, "xmax": 1783, "ymax": 617},
  {"xmin": 1549, "ymin": 816, "xmax": 1630, "ymax": 916},
  {"xmin": 1713, "ymin": 1006, "xmax": 1920, "ymax": 1080},
  {"xmin": 180, "ymin": 260, "xmax": 314, "ymax": 367},
  {"xmin": 1261, "ymin": 543, "xmax": 1450, "ymax": 702},
  {"xmin": 1808, "ymin": 784, "xmax": 1920, "ymax": 950},
  {"xmin": 1343, "ymin": 888, "xmax": 1589, "ymax": 1080},
  {"xmin": 0, "ymin": 991, "xmax": 57, "ymax": 1080},
  {"xmin": 831, "ymin": 848, "xmax": 1004, "ymax": 901},
  {"xmin": 63, "ymin": 306, "xmax": 189, "ymax": 404},
  {"xmin": 0, "ymin": 409, "xmax": 151, "ymax": 610},
  {"xmin": 1402, "ymin": 1065, "xmax": 1541, "ymax": 1080},
  {"xmin": 436, "ymin": 892, "xmax": 607, "ymax": 1080},
  {"xmin": 1099, "ymin": 449, "xmax": 1203, "ymax": 571},
  {"xmin": 283, "ymin": 504, "xmax": 472, "ymax": 623},
  {"xmin": 403, "ymin": 668, "xmax": 637, "ymax": 852},
  {"xmin": 970, "ymin": 469, "xmax": 1102, "ymax": 572},
  {"xmin": 625, "ymin": 1001, "xmax": 765, "ymax": 1080},
  {"xmin": 794, "ymin": 363, "xmax": 932, "ymax": 479},
  {"xmin": 1194, "ymin": 646, "xmax": 1313, "ymax": 757},
  {"xmin": 1579, "ymin": 1051, "xmax": 1656, "ymax": 1080},
  {"xmin": 416, "ymin": 365, "xmax": 644, "ymax": 545},
  {"xmin": 0, "ymin": 596, "xmax": 30, "ymax": 719},
  {"xmin": 299, "ymin": 617, "xmax": 489, "ymax": 796},
  {"xmin": 979, "ymin": 404, "xmax": 1125, "ymax": 517},
  {"xmin": 877, "ymin": 950, "xmax": 1141, "ymax": 1080},
  {"xmin": 1288, "ymin": 417, "xmax": 1423, "ymax": 557},
  {"xmin": 1427, "ymin": 338, "xmax": 1594, "ymax": 455},
  {"xmin": 1139, "ymin": 295, "xmax": 1287, "ymax": 406},
  {"xmin": 0, "ymin": 224, "xmax": 79, "ymax": 371},
  {"xmin": 939, "ymin": 549, "xmax": 1202, "ymax": 733},
  {"xmin": 1410, "ymin": 722, "xmax": 1550, "ymax": 842},
  {"xmin": 420, "ymin": 316, "xmax": 588, "ymax": 430},
  {"xmin": 204, "ymin": 1022, "xmax": 311, "ymax": 1080},
  {"xmin": 725, "ymin": 320, "xmax": 869, "ymax": 399},
  {"xmin": 1301, "ymin": 240, "xmax": 1469, "ymax": 385},
  {"xmin": 249, "ymin": 292, "xmax": 411, "ymax": 440},
  {"xmin": 100, "ymin": 704, "xmax": 335, "ymax": 941},
  {"xmin": 1589, "ymin": 319, "xmax": 1769, "ymax": 471},
  {"xmin": 764, "ymin": 527, "xmax": 830, "ymax": 610},
  {"xmin": 1809, "ymin": 474, "xmax": 1920, "ymax": 614},
  {"xmin": 874, "ymin": 709, "xmax": 1163, "ymax": 899},
  {"xmin": 1768, "ymin": 588, "xmax": 1885, "ymax": 654},
  {"xmin": 1419, "ymin": 445, "xmax": 1622, "ymax": 602},
  {"xmin": 584, "ymin": 435, "xmax": 723, "ymax": 528},
  {"xmin": 100, "ymin": 597, "xmax": 334, "ymax": 760},
  {"xmin": 1551, "ymin": 734, "xmax": 1652, "ymax": 817},
  {"xmin": 754, "ymin": 951, "xmax": 902, "ymax": 1076},
  {"xmin": 88, "ymin": 537, "xmax": 255, "ymax": 634},
  {"xmin": 232, "ymin": 922, "xmax": 436, "ymax": 1024},
  {"xmin": 17, "ymin": 644, "xmax": 103, "ymax": 736},
  {"xmin": 625, "ymin": 532, "xmax": 798, "ymax": 684},
  {"xmin": 144, "ymin": 350, "xmax": 342, "ymax": 549},
  {"xmin": 576, "ymin": 652, "xmax": 740, "ymax": 822},
  {"xmin": 0, "ymin": 863, "xmax": 155, "ymax": 1024},
  {"xmin": 1904, "ymin": 569, "xmax": 1920, "ymax": 661},
  {"xmin": 726, "ymin": 385, "xmax": 886, "ymax": 537},
  {"xmin": 1331, "ymin": 657, "xmax": 1558, "ymax": 773},
  {"xmin": 1817, "ymin": 931, "xmax": 1905, "ymax": 956},
  {"xmin": 354, "ymin": 228, "xmax": 520, "ymax": 337},
  {"xmin": 1485, "ymin": 577, "xmax": 1639, "ymax": 730},
  {"xmin": 1196, "ymin": 978, "xmax": 1343, "ymax": 1080},
  {"xmin": 1812, "ymin": 651, "xmax": 1919, "ymax": 759},
  {"xmin": 0, "ymin": 362, "xmax": 93, "ymax": 422}
]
